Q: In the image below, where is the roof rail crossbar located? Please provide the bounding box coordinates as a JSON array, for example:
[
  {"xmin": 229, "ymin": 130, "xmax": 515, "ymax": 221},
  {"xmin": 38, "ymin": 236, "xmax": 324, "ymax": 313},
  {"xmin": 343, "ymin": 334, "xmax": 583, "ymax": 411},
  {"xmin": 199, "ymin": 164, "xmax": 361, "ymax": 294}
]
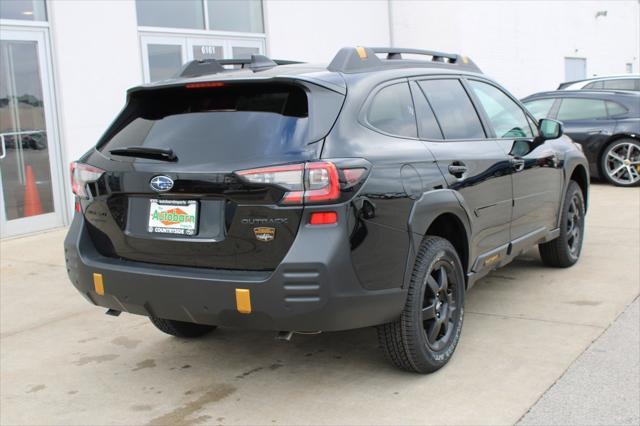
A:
[
  {"xmin": 371, "ymin": 47, "xmax": 458, "ymax": 63},
  {"xmin": 328, "ymin": 46, "xmax": 482, "ymax": 74},
  {"xmin": 178, "ymin": 55, "xmax": 301, "ymax": 78}
]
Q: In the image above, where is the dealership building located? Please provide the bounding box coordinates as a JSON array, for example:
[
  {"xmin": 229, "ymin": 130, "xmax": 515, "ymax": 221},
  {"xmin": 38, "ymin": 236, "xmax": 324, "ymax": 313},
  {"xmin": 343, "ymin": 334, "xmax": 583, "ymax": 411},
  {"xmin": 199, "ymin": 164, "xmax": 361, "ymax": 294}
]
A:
[{"xmin": 0, "ymin": 0, "xmax": 638, "ymax": 237}]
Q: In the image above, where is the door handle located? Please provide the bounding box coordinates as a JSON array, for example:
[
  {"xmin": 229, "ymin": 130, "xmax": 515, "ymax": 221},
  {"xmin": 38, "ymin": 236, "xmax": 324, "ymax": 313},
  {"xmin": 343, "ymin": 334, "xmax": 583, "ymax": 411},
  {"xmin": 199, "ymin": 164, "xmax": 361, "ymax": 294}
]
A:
[
  {"xmin": 510, "ymin": 156, "xmax": 525, "ymax": 172},
  {"xmin": 448, "ymin": 163, "xmax": 467, "ymax": 178}
]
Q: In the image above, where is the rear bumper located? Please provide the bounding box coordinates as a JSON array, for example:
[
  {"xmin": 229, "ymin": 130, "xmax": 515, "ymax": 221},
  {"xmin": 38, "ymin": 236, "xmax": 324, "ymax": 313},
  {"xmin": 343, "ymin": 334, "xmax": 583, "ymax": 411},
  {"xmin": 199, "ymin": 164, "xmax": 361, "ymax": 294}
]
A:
[{"xmin": 64, "ymin": 214, "xmax": 406, "ymax": 331}]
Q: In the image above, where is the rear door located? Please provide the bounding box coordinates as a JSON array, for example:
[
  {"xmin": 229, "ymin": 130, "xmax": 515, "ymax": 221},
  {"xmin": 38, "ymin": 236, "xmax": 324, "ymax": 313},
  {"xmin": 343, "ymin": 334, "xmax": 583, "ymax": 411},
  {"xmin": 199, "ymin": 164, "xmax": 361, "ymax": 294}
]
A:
[
  {"xmin": 466, "ymin": 79, "xmax": 563, "ymax": 249},
  {"xmin": 80, "ymin": 81, "xmax": 344, "ymax": 270},
  {"xmin": 411, "ymin": 77, "xmax": 513, "ymax": 271}
]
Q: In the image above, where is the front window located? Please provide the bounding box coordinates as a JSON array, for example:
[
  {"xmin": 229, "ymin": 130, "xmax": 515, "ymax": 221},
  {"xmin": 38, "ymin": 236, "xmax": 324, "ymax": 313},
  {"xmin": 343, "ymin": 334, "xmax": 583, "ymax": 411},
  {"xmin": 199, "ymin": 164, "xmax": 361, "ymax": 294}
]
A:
[
  {"xmin": 523, "ymin": 98, "xmax": 555, "ymax": 120},
  {"xmin": 469, "ymin": 80, "xmax": 533, "ymax": 138}
]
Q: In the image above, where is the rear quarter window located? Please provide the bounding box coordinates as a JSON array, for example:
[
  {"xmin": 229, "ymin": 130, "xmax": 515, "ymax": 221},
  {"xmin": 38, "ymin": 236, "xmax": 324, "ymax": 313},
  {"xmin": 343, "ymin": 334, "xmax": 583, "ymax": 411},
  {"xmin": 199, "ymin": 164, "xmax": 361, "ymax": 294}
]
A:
[{"xmin": 366, "ymin": 82, "xmax": 417, "ymax": 138}]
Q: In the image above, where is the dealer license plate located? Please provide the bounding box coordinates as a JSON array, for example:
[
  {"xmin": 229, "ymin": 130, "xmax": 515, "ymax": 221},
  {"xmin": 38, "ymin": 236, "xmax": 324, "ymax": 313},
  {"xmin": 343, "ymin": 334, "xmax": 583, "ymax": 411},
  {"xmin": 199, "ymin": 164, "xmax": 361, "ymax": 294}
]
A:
[{"xmin": 148, "ymin": 199, "xmax": 198, "ymax": 236}]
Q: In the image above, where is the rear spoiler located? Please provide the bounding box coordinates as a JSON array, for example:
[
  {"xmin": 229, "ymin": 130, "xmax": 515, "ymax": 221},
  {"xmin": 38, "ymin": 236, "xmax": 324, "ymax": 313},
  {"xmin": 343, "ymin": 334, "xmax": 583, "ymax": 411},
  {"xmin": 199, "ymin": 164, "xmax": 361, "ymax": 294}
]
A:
[{"xmin": 178, "ymin": 55, "xmax": 303, "ymax": 78}]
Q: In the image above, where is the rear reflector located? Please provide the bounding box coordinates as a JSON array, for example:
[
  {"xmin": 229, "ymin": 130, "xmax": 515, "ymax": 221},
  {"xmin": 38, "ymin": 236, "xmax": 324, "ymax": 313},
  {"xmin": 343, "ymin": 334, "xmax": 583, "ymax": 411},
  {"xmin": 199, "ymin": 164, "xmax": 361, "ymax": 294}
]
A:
[
  {"xmin": 93, "ymin": 273, "xmax": 105, "ymax": 295},
  {"xmin": 235, "ymin": 289, "xmax": 252, "ymax": 314},
  {"xmin": 309, "ymin": 211, "xmax": 338, "ymax": 225}
]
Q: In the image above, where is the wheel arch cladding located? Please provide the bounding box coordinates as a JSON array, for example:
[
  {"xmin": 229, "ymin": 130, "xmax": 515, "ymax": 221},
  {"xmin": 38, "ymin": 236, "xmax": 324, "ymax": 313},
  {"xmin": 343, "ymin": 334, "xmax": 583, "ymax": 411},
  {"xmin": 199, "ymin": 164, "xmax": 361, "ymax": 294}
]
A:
[
  {"xmin": 570, "ymin": 164, "xmax": 589, "ymax": 211},
  {"xmin": 407, "ymin": 190, "xmax": 471, "ymax": 286}
]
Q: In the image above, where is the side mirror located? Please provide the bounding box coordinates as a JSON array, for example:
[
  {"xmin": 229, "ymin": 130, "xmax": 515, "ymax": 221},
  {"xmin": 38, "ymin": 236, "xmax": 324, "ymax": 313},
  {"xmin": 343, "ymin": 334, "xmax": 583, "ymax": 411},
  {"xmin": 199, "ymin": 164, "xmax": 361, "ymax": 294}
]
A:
[{"xmin": 539, "ymin": 118, "xmax": 563, "ymax": 140}]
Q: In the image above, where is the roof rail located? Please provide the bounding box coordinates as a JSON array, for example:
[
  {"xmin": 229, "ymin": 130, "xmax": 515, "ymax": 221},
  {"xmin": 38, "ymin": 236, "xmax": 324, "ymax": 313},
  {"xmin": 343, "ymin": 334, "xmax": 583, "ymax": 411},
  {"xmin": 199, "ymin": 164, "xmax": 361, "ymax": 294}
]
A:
[
  {"xmin": 178, "ymin": 54, "xmax": 303, "ymax": 78},
  {"xmin": 327, "ymin": 46, "xmax": 481, "ymax": 74}
]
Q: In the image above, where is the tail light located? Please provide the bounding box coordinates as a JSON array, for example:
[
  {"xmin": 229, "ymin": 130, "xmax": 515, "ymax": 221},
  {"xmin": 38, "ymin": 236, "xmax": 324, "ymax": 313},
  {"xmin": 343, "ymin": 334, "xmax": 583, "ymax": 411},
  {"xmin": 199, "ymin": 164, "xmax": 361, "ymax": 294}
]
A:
[
  {"xmin": 70, "ymin": 162, "xmax": 104, "ymax": 198},
  {"xmin": 236, "ymin": 161, "xmax": 366, "ymax": 205}
]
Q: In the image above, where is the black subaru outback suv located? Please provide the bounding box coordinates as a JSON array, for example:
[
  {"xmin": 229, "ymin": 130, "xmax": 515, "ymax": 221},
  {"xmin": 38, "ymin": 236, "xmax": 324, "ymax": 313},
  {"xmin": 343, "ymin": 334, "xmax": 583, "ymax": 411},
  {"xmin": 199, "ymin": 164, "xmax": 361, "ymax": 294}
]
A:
[{"xmin": 65, "ymin": 47, "xmax": 589, "ymax": 373}]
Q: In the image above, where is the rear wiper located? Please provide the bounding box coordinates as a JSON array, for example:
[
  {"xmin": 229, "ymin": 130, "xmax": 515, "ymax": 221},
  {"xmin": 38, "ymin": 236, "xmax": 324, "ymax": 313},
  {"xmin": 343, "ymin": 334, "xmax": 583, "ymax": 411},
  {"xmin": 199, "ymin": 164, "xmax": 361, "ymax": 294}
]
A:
[{"xmin": 109, "ymin": 146, "xmax": 177, "ymax": 162}]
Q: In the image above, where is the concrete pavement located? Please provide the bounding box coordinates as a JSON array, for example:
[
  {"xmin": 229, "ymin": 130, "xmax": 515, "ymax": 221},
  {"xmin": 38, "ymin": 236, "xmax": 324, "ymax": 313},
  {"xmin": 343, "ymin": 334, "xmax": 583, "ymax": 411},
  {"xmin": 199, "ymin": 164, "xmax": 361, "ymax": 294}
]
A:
[
  {"xmin": 519, "ymin": 298, "xmax": 639, "ymax": 426},
  {"xmin": 1, "ymin": 182, "xmax": 639, "ymax": 425}
]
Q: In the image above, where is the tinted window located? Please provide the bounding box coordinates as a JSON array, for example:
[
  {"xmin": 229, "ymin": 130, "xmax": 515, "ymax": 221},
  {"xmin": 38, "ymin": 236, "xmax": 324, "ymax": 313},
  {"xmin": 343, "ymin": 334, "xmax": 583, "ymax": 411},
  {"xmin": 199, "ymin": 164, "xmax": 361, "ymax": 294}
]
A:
[
  {"xmin": 584, "ymin": 81, "xmax": 603, "ymax": 89},
  {"xmin": 606, "ymin": 101, "xmax": 628, "ymax": 116},
  {"xmin": 97, "ymin": 84, "xmax": 338, "ymax": 166},
  {"xmin": 367, "ymin": 83, "xmax": 417, "ymax": 138},
  {"xmin": 411, "ymin": 84, "xmax": 444, "ymax": 139},
  {"xmin": 469, "ymin": 81, "xmax": 533, "ymax": 138},
  {"xmin": 557, "ymin": 99, "xmax": 607, "ymax": 120},
  {"xmin": 524, "ymin": 98, "xmax": 555, "ymax": 120},
  {"xmin": 418, "ymin": 79, "xmax": 485, "ymax": 139},
  {"xmin": 603, "ymin": 79, "xmax": 637, "ymax": 91}
]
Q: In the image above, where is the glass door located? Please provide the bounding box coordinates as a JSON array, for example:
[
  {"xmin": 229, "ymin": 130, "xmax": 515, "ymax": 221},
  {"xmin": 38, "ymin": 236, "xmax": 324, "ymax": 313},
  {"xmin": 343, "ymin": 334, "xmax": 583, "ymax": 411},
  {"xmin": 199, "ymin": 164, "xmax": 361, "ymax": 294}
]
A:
[
  {"xmin": 140, "ymin": 35, "xmax": 187, "ymax": 82},
  {"xmin": 141, "ymin": 34, "xmax": 265, "ymax": 82},
  {"xmin": 0, "ymin": 28, "xmax": 64, "ymax": 237}
]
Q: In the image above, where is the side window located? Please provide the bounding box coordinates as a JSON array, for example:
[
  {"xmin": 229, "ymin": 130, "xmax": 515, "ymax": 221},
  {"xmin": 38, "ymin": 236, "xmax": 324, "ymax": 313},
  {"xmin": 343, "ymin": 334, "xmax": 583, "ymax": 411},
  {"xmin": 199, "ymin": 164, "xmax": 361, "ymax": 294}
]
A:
[
  {"xmin": 469, "ymin": 80, "xmax": 533, "ymax": 138},
  {"xmin": 410, "ymin": 83, "xmax": 444, "ymax": 139},
  {"xmin": 523, "ymin": 98, "xmax": 556, "ymax": 120},
  {"xmin": 557, "ymin": 98, "xmax": 608, "ymax": 120},
  {"xmin": 366, "ymin": 82, "xmax": 417, "ymax": 138},
  {"xmin": 584, "ymin": 81, "xmax": 603, "ymax": 89},
  {"xmin": 603, "ymin": 79, "xmax": 636, "ymax": 91},
  {"xmin": 418, "ymin": 79, "xmax": 485, "ymax": 139},
  {"xmin": 606, "ymin": 101, "xmax": 628, "ymax": 117}
]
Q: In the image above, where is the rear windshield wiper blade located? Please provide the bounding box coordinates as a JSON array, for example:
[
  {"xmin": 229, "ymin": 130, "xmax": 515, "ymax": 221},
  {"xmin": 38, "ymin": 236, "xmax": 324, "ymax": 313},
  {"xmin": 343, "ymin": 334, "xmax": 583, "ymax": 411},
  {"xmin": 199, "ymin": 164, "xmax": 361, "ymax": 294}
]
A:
[{"xmin": 109, "ymin": 146, "xmax": 177, "ymax": 162}]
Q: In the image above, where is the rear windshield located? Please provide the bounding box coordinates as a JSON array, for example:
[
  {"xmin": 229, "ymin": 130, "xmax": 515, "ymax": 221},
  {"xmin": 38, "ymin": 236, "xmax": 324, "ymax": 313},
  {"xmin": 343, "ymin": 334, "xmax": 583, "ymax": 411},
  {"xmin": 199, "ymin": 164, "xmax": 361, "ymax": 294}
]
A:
[{"xmin": 97, "ymin": 83, "xmax": 341, "ymax": 164}]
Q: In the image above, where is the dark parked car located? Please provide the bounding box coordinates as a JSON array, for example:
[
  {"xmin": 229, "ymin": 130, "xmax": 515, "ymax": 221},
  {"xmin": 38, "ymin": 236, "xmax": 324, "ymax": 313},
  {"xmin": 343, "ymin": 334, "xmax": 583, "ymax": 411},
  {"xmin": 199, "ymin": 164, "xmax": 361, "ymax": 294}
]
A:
[
  {"xmin": 522, "ymin": 90, "xmax": 640, "ymax": 187},
  {"xmin": 65, "ymin": 47, "xmax": 589, "ymax": 373}
]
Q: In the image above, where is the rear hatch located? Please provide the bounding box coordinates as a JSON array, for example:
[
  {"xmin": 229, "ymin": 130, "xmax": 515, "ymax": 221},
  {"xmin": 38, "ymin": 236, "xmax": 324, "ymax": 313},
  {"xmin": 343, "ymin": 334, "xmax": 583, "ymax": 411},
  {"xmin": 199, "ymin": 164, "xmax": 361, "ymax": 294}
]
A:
[{"xmin": 78, "ymin": 80, "xmax": 345, "ymax": 270}]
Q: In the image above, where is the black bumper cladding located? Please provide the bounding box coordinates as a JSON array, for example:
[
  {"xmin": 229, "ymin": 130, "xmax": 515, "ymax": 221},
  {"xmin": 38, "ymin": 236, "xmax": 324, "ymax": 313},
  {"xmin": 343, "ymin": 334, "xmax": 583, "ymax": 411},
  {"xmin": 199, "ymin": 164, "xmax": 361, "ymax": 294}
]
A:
[{"xmin": 64, "ymin": 214, "xmax": 406, "ymax": 332}]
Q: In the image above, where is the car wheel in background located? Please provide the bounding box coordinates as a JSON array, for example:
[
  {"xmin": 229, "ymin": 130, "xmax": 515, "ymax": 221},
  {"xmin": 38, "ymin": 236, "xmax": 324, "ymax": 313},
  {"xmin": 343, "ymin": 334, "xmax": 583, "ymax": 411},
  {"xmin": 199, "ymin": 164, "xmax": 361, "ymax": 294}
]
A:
[
  {"xmin": 539, "ymin": 181, "xmax": 585, "ymax": 268},
  {"xmin": 601, "ymin": 139, "xmax": 640, "ymax": 187},
  {"xmin": 377, "ymin": 236, "xmax": 465, "ymax": 373}
]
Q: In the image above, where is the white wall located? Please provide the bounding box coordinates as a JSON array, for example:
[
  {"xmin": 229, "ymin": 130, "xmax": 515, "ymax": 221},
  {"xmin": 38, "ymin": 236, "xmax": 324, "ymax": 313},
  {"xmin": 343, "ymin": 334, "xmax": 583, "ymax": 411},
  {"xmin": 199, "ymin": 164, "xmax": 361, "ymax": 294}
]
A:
[
  {"xmin": 49, "ymin": 0, "xmax": 141, "ymax": 167},
  {"xmin": 265, "ymin": 0, "xmax": 391, "ymax": 62},
  {"xmin": 391, "ymin": 0, "xmax": 640, "ymax": 97}
]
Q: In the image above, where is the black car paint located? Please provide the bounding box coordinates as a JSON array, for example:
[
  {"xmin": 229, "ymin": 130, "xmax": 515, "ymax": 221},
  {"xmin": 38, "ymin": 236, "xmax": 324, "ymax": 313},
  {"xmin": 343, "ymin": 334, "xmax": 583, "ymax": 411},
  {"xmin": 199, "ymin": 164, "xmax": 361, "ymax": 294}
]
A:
[
  {"xmin": 65, "ymin": 60, "xmax": 589, "ymax": 331},
  {"xmin": 522, "ymin": 90, "xmax": 640, "ymax": 178}
]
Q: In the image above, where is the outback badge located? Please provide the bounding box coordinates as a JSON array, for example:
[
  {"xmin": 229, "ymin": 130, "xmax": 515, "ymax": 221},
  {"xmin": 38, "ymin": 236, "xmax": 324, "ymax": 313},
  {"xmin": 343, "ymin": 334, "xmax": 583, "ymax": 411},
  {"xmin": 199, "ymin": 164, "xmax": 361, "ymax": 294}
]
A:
[{"xmin": 254, "ymin": 227, "xmax": 275, "ymax": 242}]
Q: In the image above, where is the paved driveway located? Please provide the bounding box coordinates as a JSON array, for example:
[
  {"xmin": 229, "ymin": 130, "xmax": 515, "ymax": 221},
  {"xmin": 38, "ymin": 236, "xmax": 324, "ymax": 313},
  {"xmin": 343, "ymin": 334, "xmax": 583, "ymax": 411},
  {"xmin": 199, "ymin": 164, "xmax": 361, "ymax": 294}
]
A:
[{"xmin": 1, "ymin": 183, "xmax": 638, "ymax": 425}]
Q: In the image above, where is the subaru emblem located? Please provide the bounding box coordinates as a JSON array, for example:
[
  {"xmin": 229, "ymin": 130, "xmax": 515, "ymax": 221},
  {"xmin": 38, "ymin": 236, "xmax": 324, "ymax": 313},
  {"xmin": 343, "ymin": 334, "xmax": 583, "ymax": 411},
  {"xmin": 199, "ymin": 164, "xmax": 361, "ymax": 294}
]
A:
[{"xmin": 150, "ymin": 175, "xmax": 174, "ymax": 192}]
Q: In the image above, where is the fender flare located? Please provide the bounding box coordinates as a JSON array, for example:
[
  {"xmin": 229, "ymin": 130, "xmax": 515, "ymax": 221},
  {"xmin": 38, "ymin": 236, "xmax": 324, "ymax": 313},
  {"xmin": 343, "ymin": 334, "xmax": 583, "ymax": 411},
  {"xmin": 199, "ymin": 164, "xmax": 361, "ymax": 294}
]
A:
[{"xmin": 403, "ymin": 189, "xmax": 473, "ymax": 288}]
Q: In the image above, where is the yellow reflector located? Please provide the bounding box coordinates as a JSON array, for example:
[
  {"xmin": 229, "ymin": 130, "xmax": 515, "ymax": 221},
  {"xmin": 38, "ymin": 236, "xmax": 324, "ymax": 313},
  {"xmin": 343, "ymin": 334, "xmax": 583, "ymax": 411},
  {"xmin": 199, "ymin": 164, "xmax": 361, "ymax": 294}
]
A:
[
  {"xmin": 461, "ymin": 56, "xmax": 469, "ymax": 64},
  {"xmin": 356, "ymin": 46, "xmax": 368, "ymax": 59},
  {"xmin": 236, "ymin": 289, "xmax": 251, "ymax": 314},
  {"xmin": 93, "ymin": 273, "xmax": 105, "ymax": 295}
]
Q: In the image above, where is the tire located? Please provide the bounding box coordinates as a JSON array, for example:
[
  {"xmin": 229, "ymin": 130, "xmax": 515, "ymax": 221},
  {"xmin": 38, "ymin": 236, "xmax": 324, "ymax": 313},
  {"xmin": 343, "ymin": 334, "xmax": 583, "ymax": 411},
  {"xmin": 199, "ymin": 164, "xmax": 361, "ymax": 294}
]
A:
[
  {"xmin": 600, "ymin": 138, "xmax": 640, "ymax": 187},
  {"xmin": 377, "ymin": 236, "xmax": 465, "ymax": 373},
  {"xmin": 539, "ymin": 180, "xmax": 585, "ymax": 268},
  {"xmin": 149, "ymin": 317, "xmax": 216, "ymax": 338}
]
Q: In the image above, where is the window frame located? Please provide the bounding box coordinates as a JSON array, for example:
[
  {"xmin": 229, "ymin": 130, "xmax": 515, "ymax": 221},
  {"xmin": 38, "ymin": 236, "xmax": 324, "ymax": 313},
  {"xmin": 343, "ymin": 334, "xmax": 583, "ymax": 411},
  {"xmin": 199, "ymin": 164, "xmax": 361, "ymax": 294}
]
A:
[
  {"xmin": 358, "ymin": 78, "xmax": 420, "ymax": 140},
  {"xmin": 464, "ymin": 77, "xmax": 539, "ymax": 140},
  {"xmin": 408, "ymin": 75, "xmax": 489, "ymax": 143}
]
